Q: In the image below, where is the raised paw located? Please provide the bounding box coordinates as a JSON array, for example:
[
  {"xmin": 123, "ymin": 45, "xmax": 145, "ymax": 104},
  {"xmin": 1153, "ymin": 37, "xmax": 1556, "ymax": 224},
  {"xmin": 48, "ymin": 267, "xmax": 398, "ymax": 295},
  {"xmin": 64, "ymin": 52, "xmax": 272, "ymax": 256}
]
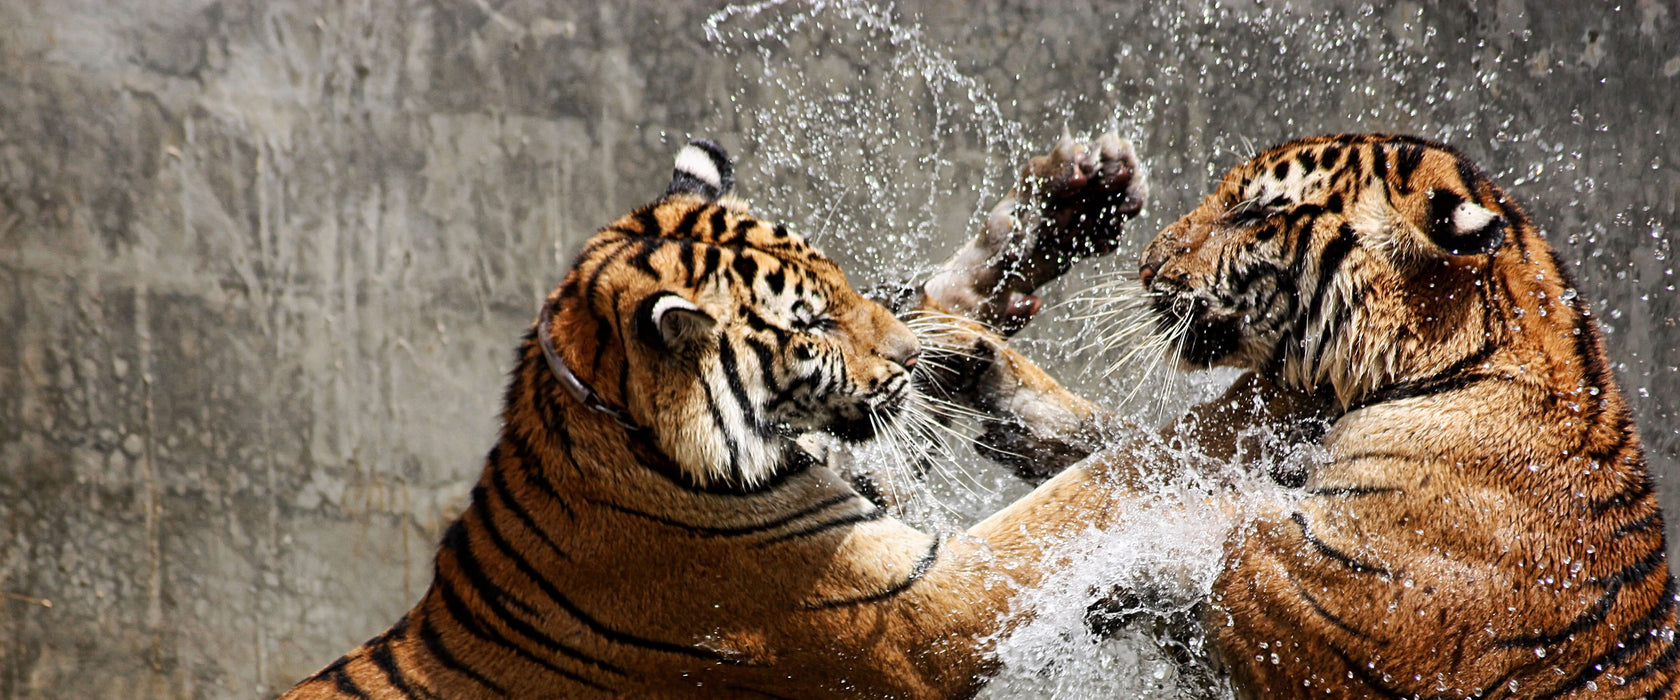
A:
[
  {"xmin": 1015, "ymin": 132, "xmax": 1147, "ymax": 289},
  {"xmin": 924, "ymin": 132, "xmax": 1147, "ymax": 334}
]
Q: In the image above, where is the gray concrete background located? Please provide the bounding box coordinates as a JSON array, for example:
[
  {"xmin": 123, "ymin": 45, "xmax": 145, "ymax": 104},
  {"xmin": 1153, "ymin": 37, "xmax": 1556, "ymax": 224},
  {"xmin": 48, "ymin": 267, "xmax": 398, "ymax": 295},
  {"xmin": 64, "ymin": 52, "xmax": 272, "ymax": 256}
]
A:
[{"xmin": 0, "ymin": 1, "xmax": 1675, "ymax": 698}]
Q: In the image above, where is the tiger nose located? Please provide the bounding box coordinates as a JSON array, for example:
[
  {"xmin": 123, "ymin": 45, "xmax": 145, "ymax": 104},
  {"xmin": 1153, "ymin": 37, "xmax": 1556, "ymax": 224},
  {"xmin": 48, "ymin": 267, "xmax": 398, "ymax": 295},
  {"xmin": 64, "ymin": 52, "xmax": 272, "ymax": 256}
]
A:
[
  {"xmin": 879, "ymin": 329, "xmax": 922, "ymax": 370},
  {"xmin": 1138, "ymin": 264, "xmax": 1157, "ymax": 289}
]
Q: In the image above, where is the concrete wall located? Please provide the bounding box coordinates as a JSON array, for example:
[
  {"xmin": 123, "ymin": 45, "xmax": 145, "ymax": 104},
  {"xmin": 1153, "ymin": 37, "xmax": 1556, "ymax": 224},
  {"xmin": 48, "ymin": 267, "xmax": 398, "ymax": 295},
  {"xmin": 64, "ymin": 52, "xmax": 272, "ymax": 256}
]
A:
[{"xmin": 0, "ymin": 1, "xmax": 1675, "ymax": 698}]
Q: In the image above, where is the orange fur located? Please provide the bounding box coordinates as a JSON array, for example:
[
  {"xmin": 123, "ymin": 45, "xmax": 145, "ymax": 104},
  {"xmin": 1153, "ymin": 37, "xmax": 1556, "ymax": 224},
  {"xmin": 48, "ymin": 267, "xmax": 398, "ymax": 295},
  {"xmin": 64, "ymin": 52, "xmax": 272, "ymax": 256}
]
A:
[
  {"xmin": 954, "ymin": 135, "xmax": 1678, "ymax": 698},
  {"xmin": 279, "ymin": 137, "xmax": 1146, "ymax": 700}
]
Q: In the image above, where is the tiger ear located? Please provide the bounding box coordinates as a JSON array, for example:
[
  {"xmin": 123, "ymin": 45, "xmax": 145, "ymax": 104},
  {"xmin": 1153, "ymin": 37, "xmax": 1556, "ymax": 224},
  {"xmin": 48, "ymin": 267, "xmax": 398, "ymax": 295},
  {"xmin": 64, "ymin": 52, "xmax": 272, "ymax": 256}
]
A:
[
  {"xmin": 638, "ymin": 292, "xmax": 716, "ymax": 353},
  {"xmin": 666, "ymin": 139, "xmax": 734, "ymax": 200},
  {"xmin": 1420, "ymin": 188, "xmax": 1506, "ymax": 256}
]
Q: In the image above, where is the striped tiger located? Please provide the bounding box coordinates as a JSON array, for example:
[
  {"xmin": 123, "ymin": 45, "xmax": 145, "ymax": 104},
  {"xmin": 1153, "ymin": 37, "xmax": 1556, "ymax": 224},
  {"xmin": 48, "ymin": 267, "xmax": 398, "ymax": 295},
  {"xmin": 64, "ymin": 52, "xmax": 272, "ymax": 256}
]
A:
[
  {"xmin": 280, "ymin": 134, "xmax": 1148, "ymax": 699},
  {"xmin": 928, "ymin": 134, "xmax": 1679, "ymax": 697}
]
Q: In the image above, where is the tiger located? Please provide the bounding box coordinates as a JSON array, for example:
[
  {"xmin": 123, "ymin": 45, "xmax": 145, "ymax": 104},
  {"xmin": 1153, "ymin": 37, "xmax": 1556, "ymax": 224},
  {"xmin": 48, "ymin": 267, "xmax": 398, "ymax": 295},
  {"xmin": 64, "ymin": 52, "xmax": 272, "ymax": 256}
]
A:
[
  {"xmin": 279, "ymin": 133, "xmax": 1148, "ymax": 699},
  {"xmin": 922, "ymin": 134, "xmax": 1680, "ymax": 697}
]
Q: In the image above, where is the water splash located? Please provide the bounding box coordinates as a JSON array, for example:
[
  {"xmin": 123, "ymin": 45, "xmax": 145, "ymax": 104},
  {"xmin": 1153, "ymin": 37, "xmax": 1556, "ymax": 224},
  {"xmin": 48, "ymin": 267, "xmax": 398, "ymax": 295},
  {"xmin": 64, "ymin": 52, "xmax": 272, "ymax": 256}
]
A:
[
  {"xmin": 704, "ymin": 0, "xmax": 1027, "ymax": 289},
  {"xmin": 700, "ymin": 1, "xmax": 1680, "ymax": 697}
]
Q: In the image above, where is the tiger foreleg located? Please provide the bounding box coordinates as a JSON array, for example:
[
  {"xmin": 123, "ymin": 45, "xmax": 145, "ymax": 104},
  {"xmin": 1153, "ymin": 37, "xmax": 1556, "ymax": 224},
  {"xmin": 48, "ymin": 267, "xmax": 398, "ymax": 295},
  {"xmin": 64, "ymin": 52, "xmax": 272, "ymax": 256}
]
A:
[
  {"xmin": 911, "ymin": 133, "xmax": 1146, "ymax": 479},
  {"xmin": 923, "ymin": 132, "xmax": 1146, "ymax": 335}
]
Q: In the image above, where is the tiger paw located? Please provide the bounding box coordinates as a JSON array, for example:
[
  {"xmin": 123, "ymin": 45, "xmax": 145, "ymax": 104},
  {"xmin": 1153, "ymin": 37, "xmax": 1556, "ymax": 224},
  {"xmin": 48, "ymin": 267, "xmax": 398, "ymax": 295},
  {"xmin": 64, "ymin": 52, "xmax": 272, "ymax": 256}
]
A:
[
  {"xmin": 925, "ymin": 132, "xmax": 1146, "ymax": 334},
  {"xmin": 1019, "ymin": 132, "xmax": 1147, "ymax": 270}
]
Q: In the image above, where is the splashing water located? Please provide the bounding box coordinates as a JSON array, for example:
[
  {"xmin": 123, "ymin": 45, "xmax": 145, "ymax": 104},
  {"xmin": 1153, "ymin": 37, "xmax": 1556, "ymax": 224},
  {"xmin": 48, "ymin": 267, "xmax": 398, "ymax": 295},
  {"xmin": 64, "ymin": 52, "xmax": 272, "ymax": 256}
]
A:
[
  {"xmin": 701, "ymin": 1, "xmax": 1680, "ymax": 697},
  {"xmin": 703, "ymin": 0, "xmax": 1027, "ymax": 288},
  {"xmin": 700, "ymin": 3, "xmax": 1290, "ymax": 697}
]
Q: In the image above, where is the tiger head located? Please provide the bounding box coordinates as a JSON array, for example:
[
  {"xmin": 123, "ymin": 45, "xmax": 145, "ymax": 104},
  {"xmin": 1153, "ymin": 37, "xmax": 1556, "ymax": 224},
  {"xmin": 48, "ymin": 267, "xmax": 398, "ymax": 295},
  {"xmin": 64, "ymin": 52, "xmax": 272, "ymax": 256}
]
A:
[
  {"xmin": 1140, "ymin": 134, "xmax": 1541, "ymax": 406},
  {"xmin": 535, "ymin": 140, "xmax": 921, "ymax": 490}
]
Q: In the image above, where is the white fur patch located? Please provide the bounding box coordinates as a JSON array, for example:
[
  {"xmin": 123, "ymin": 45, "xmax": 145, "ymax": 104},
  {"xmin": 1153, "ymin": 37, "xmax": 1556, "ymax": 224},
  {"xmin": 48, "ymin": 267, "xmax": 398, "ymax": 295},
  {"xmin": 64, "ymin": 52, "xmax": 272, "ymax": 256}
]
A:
[
  {"xmin": 674, "ymin": 145, "xmax": 723, "ymax": 191},
  {"xmin": 651, "ymin": 293, "xmax": 716, "ymax": 350},
  {"xmin": 651, "ymin": 293, "xmax": 701, "ymax": 321},
  {"xmin": 1451, "ymin": 200, "xmax": 1499, "ymax": 233},
  {"xmin": 1244, "ymin": 174, "xmax": 1284, "ymax": 204}
]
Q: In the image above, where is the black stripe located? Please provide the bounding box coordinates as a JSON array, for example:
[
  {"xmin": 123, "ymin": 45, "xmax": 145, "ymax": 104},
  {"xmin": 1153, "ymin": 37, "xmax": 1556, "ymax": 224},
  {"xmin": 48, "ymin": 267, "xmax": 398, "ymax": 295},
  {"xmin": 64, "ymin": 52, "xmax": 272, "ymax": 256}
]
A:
[
  {"xmin": 590, "ymin": 492, "xmax": 859, "ymax": 538},
  {"xmin": 1296, "ymin": 149, "xmax": 1319, "ymax": 173},
  {"xmin": 731, "ymin": 249, "xmax": 759, "ymax": 283},
  {"xmin": 1455, "ymin": 156, "xmax": 1484, "ymax": 196},
  {"xmin": 1614, "ymin": 509, "xmax": 1665, "ymax": 538},
  {"xmin": 488, "ymin": 464, "xmax": 572, "ymax": 561},
  {"xmin": 469, "ymin": 500, "xmax": 628, "ymax": 678},
  {"xmin": 470, "ymin": 504, "xmax": 742, "ymax": 665},
  {"xmin": 1592, "ymin": 542, "xmax": 1669, "ymax": 588},
  {"xmin": 679, "ymin": 239, "xmax": 699, "ymax": 287},
  {"xmin": 1346, "ymin": 341, "xmax": 1495, "ymax": 413},
  {"xmin": 733, "ymin": 216, "xmax": 757, "ymax": 235},
  {"xmin": 609, "ymin": 292, "xmax": 639, "ymax": 425},
  {"xmin": 700, "ymin": 245, "xmax": 723, "ymax": 281},
  {"xmin": 1321, "ymin": 145, "xmax": 1342, "ymax": 170},
  {"xmin": 1227, "ymin": 260, "xmax": 1285, "ymax": 301},
  {"xmin": 716, "ymin": 340, "xmax": 768, "ymax": 437},
  {"xmin": 736, "ymin": 306, "xmax": 786, "ymax": 341},
  {"xmin": 306, "ymin": 655, "xmax": 352, "ymax": 686},
  {"xmin": 369, "ymin": 636, "xmax": 443, "ymax": 700},
  {"xmin": 1590, "ymin": 471, "xmax": 1656, "ymax": 514},
  {"xmin": 573, "ymin": 232, "xmax": 628, "ymax": 264},
  {"xmin": 1564, "ymin": 291, "xmax": 1622, "ymax": 434},
  {"xmin": 429, "ymin": 575, "xmax": 531, "ymax": 678},
  {"xmin": 1320, "ymin": 636, "xmax": 1413, "ymax": 699},
  {"xmin": 632, "ymin": 207, "xmax": 661, "ymax": 238},
  {"xmin": 671, "ymin": 204, "xmax": 706, "ymax": 240},
  {"xmin": 1496, "ymin": 580, "xmax": 1622, "ymax": 648},
  {"xmin": 627, "ymin": 237, "xmax": 664, "ymax": 278},
  {"xmin": 450, "ymin": 509, "xmax": 541, "ymax": 619},
  {"xmin": 523, "ymin": 357, "xmax": 570, "ymax": 442},
  {"xmin": 759, "ymin": 507, "xmax": 886, "ymax": 545},
  {"xmin": 442, "ymin": 523, "xmax": 622, "ymax": 689},
  {"xmin": 582, "ymin": 241, "xmax": 635, "ymax": 372},
  {"xmin": 741, "ymin": 335, "xmax": 786, "ymax": 397},
  {"xmin": 632, "ymin": 438, "xmax": 816, "ymax": 497},
  {"xmin": 499, "ymin": 435, "xmax": 576, "ymax": 520},
  {"xmin": 329, "ymin": 660, "xmax": 371, "ymax": 699},
  {"xmin": 1296, "ymin": 580, "xmax": 1380, "ymax": 643},
  {"xmin": 1623, "ymin": 620, "xmax": 1680, "ymax": 688},
  {"xmin": 1284, "ymin": 216, "xmax": 1321, "ymax": 278},
  {"xmin": 1536, "ymin": 574, "xmax": 1677, "ymax": 698},
  {"xmin": 1305, "ymin": 224, "xmax": 1358, "ymax": 329},
  {"xmin": 542, "ymin": 407, "xmax": 590, "ymax": 481},
  {"xmin": 1370, "ymin": 142, "xmax": 1389, "ymax": 185},
  {"xmin": 699, "ymin": 379, "xmax": 746, "ymax": 483},
  {"xmin": 1291, "ymin": 512, "xmax": 1389, "ymax": 577},
  {"xmin": 764, "ymin": 266, "xmax": 787, "ymax": 296},
  {"xmin": 707, "ymin": 206, "xmax": 729, "ymax": 239},
  {"xmin": 806, "ymin": 539, "xmax": 940, "ymax": 609},
  {"xmin": 1393, "ymin": 142, "xmax": 1425, "ymax": 192},
  {"xmin": 418, "ymin": 614, "xmax": 507, "ymax": 696}
]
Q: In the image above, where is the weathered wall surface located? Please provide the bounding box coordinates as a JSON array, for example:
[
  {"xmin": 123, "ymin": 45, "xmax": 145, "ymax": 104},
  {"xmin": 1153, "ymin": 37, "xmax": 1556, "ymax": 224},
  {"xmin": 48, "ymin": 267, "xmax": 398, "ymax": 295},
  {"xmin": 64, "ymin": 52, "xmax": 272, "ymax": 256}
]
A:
[{"xmin": 0, "ymin": 1, "xmax": 1675, "ymax": 698}]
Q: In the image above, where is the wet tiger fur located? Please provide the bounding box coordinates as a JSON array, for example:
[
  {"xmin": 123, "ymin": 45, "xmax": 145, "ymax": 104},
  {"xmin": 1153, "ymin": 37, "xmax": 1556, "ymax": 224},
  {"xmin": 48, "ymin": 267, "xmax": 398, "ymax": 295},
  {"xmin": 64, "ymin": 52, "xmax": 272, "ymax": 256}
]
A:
[
  {"xmin": 930, "ymin": 134, "xmax": 1679, "ymax": 697},
  {"xmin": 280, "ymin": 135, "xmax": 1147, "ymax": 699}
]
